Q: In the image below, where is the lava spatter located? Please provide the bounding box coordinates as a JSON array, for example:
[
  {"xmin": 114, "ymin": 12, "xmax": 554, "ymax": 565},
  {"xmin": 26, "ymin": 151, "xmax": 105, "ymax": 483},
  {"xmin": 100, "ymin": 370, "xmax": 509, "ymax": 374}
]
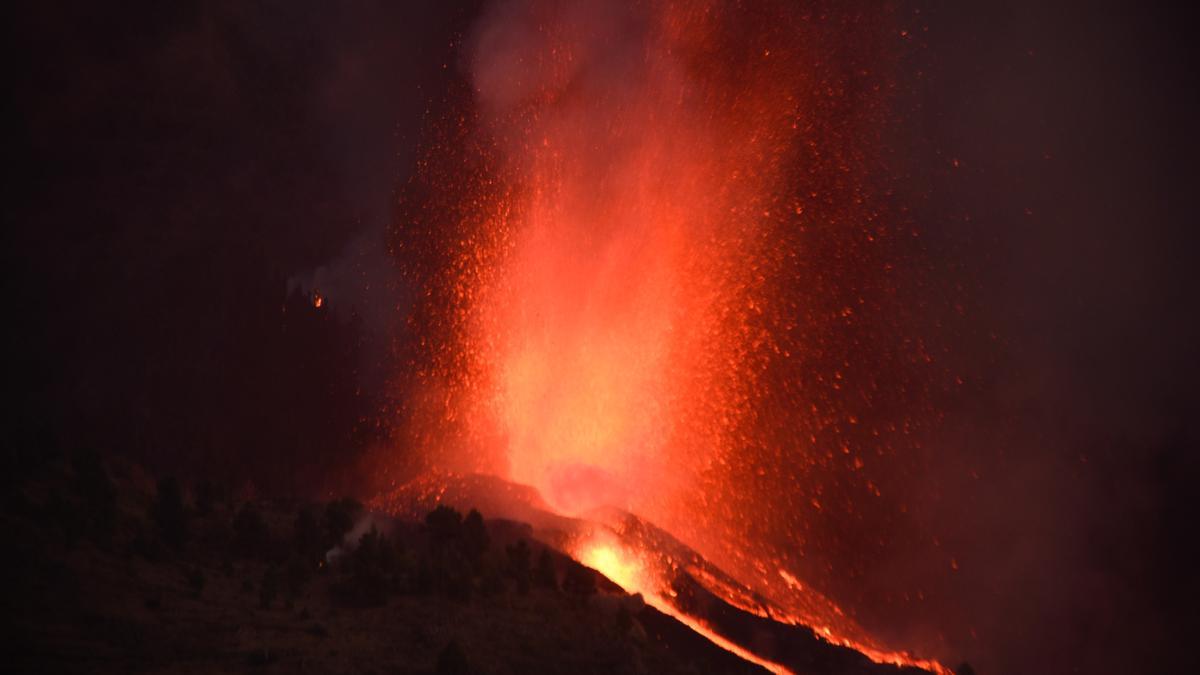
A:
[{"xmin": 390, "ymin": 1, "xmax": 953, "ymax": 671}]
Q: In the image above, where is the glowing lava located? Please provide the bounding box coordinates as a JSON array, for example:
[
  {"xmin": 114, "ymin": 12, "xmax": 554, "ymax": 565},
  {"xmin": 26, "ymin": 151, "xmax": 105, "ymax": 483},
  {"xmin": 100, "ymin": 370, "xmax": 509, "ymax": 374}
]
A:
[
  {"xmin": 575, "ymin": 537, "xmax": 793, "ymax": 675},
  {"xmin": 577, "ymin": 542, "xmax": 644, "ymax": 593},
  {"xmin": 391, "ymin": 0, "xmax": 955, "ymax": 672}
]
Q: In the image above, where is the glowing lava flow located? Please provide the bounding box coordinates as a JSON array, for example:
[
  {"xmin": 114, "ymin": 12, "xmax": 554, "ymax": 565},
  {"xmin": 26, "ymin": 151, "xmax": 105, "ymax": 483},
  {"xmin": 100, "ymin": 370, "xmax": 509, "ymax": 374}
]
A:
[
  {"xmin": 391, "ymin": 0, "xmax": 955, "ymax": 672},
  {"xmin": 575, "ymin": 538, "xmax": 793, "ymax": 675},
  {"xmin": 576, "ymin": 543, "xmax": 643, "ymax": 593},
  {"xmin": 573, "ymin": 508, "xmax": 953, "ymax": 675}
]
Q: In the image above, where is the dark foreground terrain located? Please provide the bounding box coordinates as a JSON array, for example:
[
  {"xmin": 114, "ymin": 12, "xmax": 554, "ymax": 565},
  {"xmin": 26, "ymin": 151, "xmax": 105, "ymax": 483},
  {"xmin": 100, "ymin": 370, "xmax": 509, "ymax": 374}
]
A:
[
  {"xmin": 2, "ymin": 453, "xmax": 940, "ymax": 675},
  {"xmin": 3, "ymin": 453, "xmax": 771, "ymax": 675}
]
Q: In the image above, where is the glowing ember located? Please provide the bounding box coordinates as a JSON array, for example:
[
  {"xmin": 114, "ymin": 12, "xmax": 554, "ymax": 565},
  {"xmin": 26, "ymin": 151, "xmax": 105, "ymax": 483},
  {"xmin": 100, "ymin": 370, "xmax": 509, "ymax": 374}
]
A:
[{"xmin": 392, "ymin": 1, "xmax": 953, "ymax": 672}]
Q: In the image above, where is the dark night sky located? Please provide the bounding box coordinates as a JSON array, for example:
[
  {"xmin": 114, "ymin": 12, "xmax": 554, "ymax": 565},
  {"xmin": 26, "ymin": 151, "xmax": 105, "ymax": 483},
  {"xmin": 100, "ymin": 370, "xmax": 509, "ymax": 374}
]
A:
[
  {"xmin": 891, "ymin": 3, "xmax": 1200, "ymax": 672},
  {"xmin": 8, "ymin": 0, "xmax": 482, "ymax": 487},
  {"xmin": 6, "ymin": 1, "xmax": 1199, "ymax": 673}
]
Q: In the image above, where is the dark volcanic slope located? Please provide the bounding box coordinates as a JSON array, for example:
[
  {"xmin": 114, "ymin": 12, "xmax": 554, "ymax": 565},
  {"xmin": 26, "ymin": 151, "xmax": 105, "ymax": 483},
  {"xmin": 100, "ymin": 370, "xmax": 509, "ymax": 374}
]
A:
[
  {"xmin": 5, "ymin": 456, "xmax": 769, "ymax": 675},
  {"xmin": 5, "ymin": 457, "xmax": 945, "ymax": 674},
  {"xmin": 377, "ymin": 473, "xmax": 943, "ymax": 675}
]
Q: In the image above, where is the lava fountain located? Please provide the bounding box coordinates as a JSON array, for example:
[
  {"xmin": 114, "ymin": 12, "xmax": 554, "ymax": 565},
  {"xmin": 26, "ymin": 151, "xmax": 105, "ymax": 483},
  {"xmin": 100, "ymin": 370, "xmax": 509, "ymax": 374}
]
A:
[{"xmin": 391, "ymin": 0, "xmax": 955, "ymax": 672}]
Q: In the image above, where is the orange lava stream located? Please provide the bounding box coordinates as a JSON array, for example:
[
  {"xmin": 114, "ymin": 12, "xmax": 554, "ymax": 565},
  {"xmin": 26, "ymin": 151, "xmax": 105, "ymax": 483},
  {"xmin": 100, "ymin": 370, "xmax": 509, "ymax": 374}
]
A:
[
  {"xmin": 575, "ymin": 539, "xmax": 794, "ymax": 675},
  {"xmin": 644, "ymin": 596, "xmax": 795, "ymax": 675},
  {"xmin": 575, "ymin": 532, "xmax": 950, "ymax": 675}
]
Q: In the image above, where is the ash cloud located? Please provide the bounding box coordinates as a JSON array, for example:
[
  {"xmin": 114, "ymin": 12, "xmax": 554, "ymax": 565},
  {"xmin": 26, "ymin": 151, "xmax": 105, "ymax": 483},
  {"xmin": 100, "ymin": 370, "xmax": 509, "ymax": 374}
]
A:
[{"xmin": 468, "ymin": 0, "xmax": 650, "ymax": 114}]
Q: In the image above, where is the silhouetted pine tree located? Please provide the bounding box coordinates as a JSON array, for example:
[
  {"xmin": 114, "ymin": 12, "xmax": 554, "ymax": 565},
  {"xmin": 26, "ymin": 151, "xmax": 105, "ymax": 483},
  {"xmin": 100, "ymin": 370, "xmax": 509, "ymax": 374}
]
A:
[
  {"xmin": 534, "ymin": 547, "xmax": 558, "ymax": 591},
  {"xmin": 461, "ymin": 509, "xmax": 489, "ymax": 570},
  {"xmin": 506, "ymin": 539, "xmax": 532, "ymax": 595},
  {"xmin": 323, "ymin": 497, "xmax": 362, "ymax": 548}
]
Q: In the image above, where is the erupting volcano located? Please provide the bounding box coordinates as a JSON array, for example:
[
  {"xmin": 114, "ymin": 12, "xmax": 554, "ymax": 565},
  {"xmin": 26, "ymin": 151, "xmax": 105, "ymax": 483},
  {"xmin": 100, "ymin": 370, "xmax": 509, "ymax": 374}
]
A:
[
  {"xmin": 10, "ymin": 0, "xmax": 1195, "ymax": 673},
  {"xmin": 389, "ymin": 1, "xmax": 957, "ymax": 672}
]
